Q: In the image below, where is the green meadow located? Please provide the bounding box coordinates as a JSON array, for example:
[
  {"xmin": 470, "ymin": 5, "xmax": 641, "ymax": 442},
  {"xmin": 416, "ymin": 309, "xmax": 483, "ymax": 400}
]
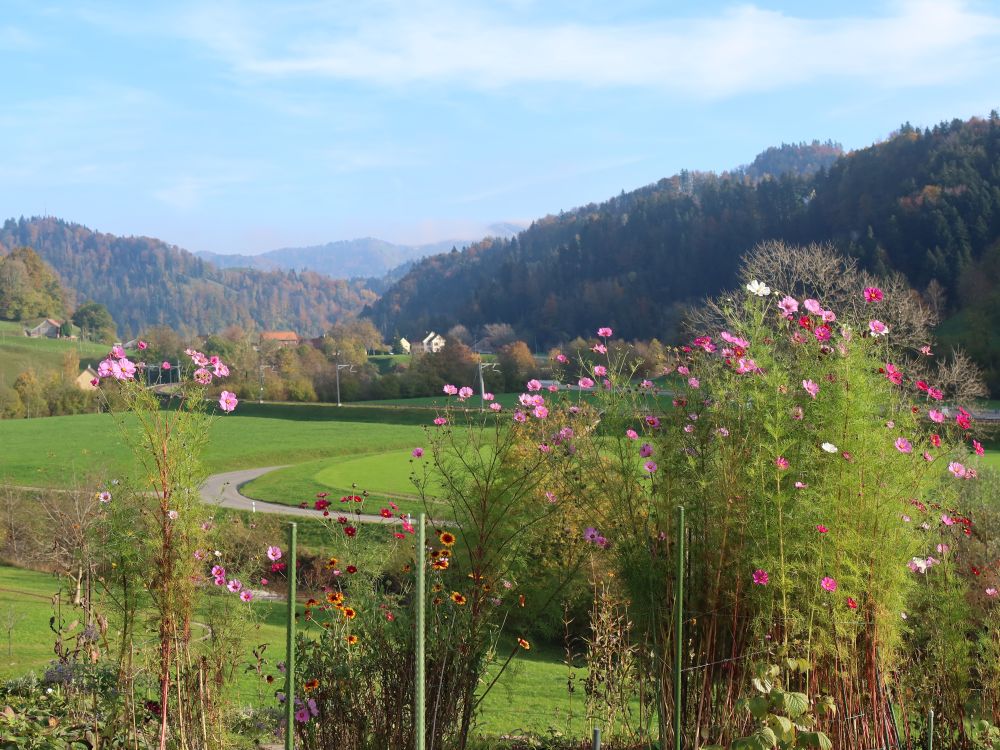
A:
[{"xmin": 0, "ymin": 320, "xmax": 109, "ymax": 386}]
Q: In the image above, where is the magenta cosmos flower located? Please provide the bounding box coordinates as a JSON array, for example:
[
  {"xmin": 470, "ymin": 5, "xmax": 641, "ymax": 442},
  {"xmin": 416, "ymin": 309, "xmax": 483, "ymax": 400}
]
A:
[
  {"xmin": 777, "ymin": 296, "xmax": 799, "ymax": 315},
  {"xmin": 868, "ymin": 320, "xmax": 889, "ymax": 337},
  {"xmin": 820, "ymin": 577, "xmax": 838, "ymax": 592},
  {"xmin": 895, "ymin": 437, "xmax": 912, "ymax": 454},
  {"xmin": 597, "ymin": 327, "xmax": 613, "ymax": 338},
  {"xmin": 433, "ymin": 417, "xmax": 448, "ymax": 426},
  {"xmin": 752, "ymin": 569, "xmax": 769, "ymax": 586},
  {"xmin": 644, "ymin": 460, "xmax": 658, "ymax": 473},
  {"xmin": 802, "ymin": 379, "xmax": 820, "ymax": 399},
  {"xmin": 864, "ymin": 287, "xmax": 884, "ymax": 303},
  {"xmin": 266, "ymin": 546, "xmax": 282, "ymax": 561},
  {"xmin": 411, "ymin": 447, "xmax": 424, "ymax": 458}
]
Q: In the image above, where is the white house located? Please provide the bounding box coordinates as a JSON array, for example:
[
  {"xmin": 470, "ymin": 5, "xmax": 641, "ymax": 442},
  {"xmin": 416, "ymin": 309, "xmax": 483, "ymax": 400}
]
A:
[
  {"xmin": 421, "ymin": 332, "xmax": 446, "ymax": 353},
  {"xmin": 398, "ymin": 337, "xmax": 411, "ymax": 354}
]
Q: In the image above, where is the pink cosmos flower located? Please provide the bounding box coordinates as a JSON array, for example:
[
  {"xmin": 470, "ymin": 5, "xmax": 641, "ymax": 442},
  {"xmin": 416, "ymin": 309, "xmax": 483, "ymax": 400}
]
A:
[
  {"xmin": 803, "ymin": 299, "xmax": 822, "ymax": 315},
  {"xmin": 545, "ymin": 492, "xmax": 557, "ymax": 503},
  {"xmin": 683, "ymin": 424, "xmax": 694, "ymax": 433},
  {"xmin": 677, "ymin": 365, "xmax": 690, "ymax": 376},
  {"xmin": 213, "ymin": 362, "xmax": 230, "ymax": 377},
  {"xmin": 111, "ymin": 345, "xmax": 126, "ymax": 359},
  {"xmin": 167, "ymin": 510, "xmax": 179, "ymax": 520},
  {"xmin": 411, "ymin": 447, "xmax": 424, "ymax": 458},
  {"xmin": 227, "ymin": 579, "xmax": 243, "ymax": 593},
  {"xmin": 974, "ymin": 439, "xmax": 985, "ymax": 456},
  {"xmin": 593, "ymin": 365, "xmax": 607, "ymax": 377},
  {"xmin": 948, "ymin": 462, "xmax": 967, "ymax": 478},
  {"xmin": 864, "ymin": 287, "xmax": 884, "ymax": 303},
  {"xmin": 777, "ymin": 296, "xmax": 799, "ymax": 315},
  {"xmin": 923, "ymin": 452, "xmax": 933, "ymax": 462},
  {"xmin": 98, "ymin": 491, "xmax": 112, "ymax": 503},
  {"xmin": 717, "ymin": 427, "xmax": 730, "ymax": 437},
  {"xmin": 802, "ymin": 379, "xmax": 819, "ymax": 399},
  {"xmin": 591, "ymin": 343, "xmax": 608, "ymax": 355},
  {"xmin": 640, "ymin": 379, "xmax": 653, "ymax": 389},
  {"xmin": 816, "ymin": 524, "xmax": 828, "ymax": 533},
  {"xmin": 443, "ymin": 384, "xmax": 458, "ymax": 395},
  {"xmin": 597, "ymin": 327, "xmax": 613, "ymax": 338},
  {"xmin": 526, "ymin": 379, "xmax": 542, "ymax": 392},
  {"xmin": 533, "ymin": 406, "xmax": 549, "ymax": 419},
  {"xmin": 482, "ymin": 392, "xmax": 495, "ymax": 401},
  {"xmin": 513, "ymin": 411, "xmax": 527, "ymax": 423},
  {"xmin": 795, "ymin": 481, "xmax": 807, "ymax": 489},
  {"xmin": 555, "ymin": 353, "xmax": 568, "ymax": 363},
  {"xmin": 639, "ymin": 443, "xmax": 654, "ymax": 458},
  {"xmin": 936, "ymin": 543, "xmax": 949, "ymax": 554},
  {"xmin": 644, "ymin": 460, "xmax": 658, "ymax": 473},
  {"xmin": 941, "ymin": 514, "xmax": 955, "ymax": 526},
  {"xmin": 775, "ymin": 456, "xmax": 789, "ymax": 470},
  {"xmin": 433, "ymin": 417, "xmax": 448, "ymax": 426},
  {"xmin": 821, "ymin": 309, "xmax": 836, "ymax": 323},
  {"xmin": 518, "ymin": 393, "xmax": 534, "ymax": 406},
  {"xmin": 489, "ymin": 402, "xmax": 502, "ymax": 412},
  {"xmin": 218, "ymin": 391, "xmax": 238, "ymax": 413},
  {"xmin": 895, "ymin": 437, "xmax": 912, "ymax": 454},
  {"xmin": 752, "ymin": 569, "xmax": 769, "ymax": 586},
  {"xmin": 884, "ymin": 363, "xmax": 903, "ymax": 384},
  {"xmin": 687, "ymin": 377, "xmax": 700, "ymax": 389},
  {"xmin": 868, "ymin": 320, "xmax": 889, "ymax": 337},
  {"xmin": 719, "ymin": 331, "xmax": 750, "ymax": 348},
  {"xmin": 211, "ymin": 565, "xmax": 225, "ymax": 578},
  {"xmin": 538, "ymin": 443, "xmax": 551, "ymax": 453},
  {"xmin": 820, "ymin": 577, "xmax": 838, "ymax": 592},
  {"xmin": 240, "ymin": 590, "xmax": 253, "ymax": 603},
  {"xmin": 814, "ymin": 325, "xmax": 831, "ymax": 342},
  {"xmin": 266, "ymin": 546, "xmax": 282, "ymax": 561},
  {"xmin": 987, "ymin": 588, "xmax": 998, "ymax": 598},
  {"xmin": 928, "ymin": 387, "xmax": 944, "ymax": 401},
  {"xmin": 578, "ymin": 377, "xmax": 595, "ymax": 388},
  {"xmin": 928, "ymin": 410, "xmax": 944, "ymax": 423},
  {"xmin": 213, "ymin": 575, "xmax": 226, "ymax": 586},
  {"xmin": 457, "ymin": 386, "xmax": 474, "ymax": 400},
  {"xmin": 919, "ymin": 345, "xmax": 932, "ymax": 356},
  {"xmin": 193, "ymin": 368, "xmax": 213, "ymax": 385},
  {"xmin": 137, "ymin": 340, "xmax": 147, "ymax": 350},
  {"xmin": 89, "ymin": 377, "xmax": 100, "ymax": 387},
  {"xmin": 645, "ymin": 415, "xmax": 661, "ymax": 428},
  {"xmin": 193, "ymin": 549, "xmax": 206, "ymax": 561},
  {"xmin": 735, "ymin": 357, "xmax": 760, "ymax": 374},
  {"xmin": 161, "ymin": 361, "xmax": 171, "ymax": 370},
  {"xmin": 295, "ymin": 708, "xmax": 310, "ymax": 723},
  {"xmin": 625, "ymin": 429, "xmax": 638, "ymax": 440},
  {"xmin": 931, "ymin": 433, "xmax": 942, "ymax": 448}
]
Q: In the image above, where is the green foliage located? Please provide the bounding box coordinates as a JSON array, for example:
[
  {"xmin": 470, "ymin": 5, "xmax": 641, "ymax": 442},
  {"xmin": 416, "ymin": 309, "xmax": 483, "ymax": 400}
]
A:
[
  {"xmin": 70, "ymin": 301, "xmax": 116, "ymax": 344},
  {"xmin": 0, "ymin": 247, "xmax": 67, "ymax": 322}
]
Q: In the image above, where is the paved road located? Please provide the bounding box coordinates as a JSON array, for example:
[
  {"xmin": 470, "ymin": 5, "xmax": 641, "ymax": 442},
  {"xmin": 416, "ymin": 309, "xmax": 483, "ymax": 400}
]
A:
[{"xmin": 198, "ymin": 466, "xmax": 411, "ymax": 524}]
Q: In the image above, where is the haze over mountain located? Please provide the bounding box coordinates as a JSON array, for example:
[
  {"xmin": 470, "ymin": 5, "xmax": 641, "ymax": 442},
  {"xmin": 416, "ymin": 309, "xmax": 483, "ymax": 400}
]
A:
[{"xmin": 194, "ymin": 223, "xmax": 523, "ymax": 278}]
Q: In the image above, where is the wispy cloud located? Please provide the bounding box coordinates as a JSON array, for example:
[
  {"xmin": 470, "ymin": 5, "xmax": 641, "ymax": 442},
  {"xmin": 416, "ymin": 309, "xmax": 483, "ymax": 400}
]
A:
[{"xmin": 150, "ymin": 0, "xmax": 1000, "ymax": 98}]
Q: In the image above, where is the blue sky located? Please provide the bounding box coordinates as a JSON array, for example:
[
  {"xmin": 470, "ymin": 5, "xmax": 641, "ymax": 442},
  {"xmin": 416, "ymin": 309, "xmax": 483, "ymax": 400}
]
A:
[{"xmin": 2, "ymin": 0, "xmax": 999, "ymax": 254}]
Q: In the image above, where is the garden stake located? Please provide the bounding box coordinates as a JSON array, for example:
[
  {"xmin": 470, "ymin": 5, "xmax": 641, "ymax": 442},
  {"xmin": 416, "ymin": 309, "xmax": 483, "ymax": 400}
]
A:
[
  {"xmin": 285, "ymin": 522, "xmax": 297, "ymax": 750},
  {"xmin": 927, "ymin": 709, "xmax": 933, "ymax": 750},
  {"xmin": 592, "ymin": 726, "xmax": 601, "ymax": 749},
  {"xmin": 674, "ymin": 505, "xmax": 685, "ymax": 750},
  {"xmin": 416, "ymin": 513, "xmax": 427, "ymax": 750}
]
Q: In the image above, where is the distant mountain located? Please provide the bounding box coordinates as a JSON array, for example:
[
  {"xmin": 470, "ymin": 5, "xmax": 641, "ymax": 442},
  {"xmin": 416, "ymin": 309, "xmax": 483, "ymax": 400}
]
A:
[
  {"xmin": 735, "ymin": 140, "xmax": 844, "ymax": 181},
  {"xmin": 366, "ymin": 115, "xmax": 1000, "ymax": 389},
  {"xmin": 0, "ymin": 218, "xmax": 379, "ymax": 338},
  {"xmin": 196, "ymin": 223, "xmax": 523, "ymax": 278}
]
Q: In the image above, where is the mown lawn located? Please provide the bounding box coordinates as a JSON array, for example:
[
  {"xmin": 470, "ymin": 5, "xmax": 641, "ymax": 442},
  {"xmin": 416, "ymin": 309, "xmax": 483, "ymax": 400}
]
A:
[
  {"xmin": 0, "ymin": 404, "xmax": 432, "ymax": 488},
  {"xmin": 0, "ymin": 321, "xmax": 109, "ymax": 385}
]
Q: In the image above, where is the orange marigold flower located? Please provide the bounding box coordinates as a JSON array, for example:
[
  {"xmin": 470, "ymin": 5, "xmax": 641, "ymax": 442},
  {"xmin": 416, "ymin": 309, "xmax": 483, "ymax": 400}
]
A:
[
  {"xmin": 303, "ymin": 678, "xmax": 319, "ymax": 692},
  {"xmin": 450, "ymin": 592, "xmax": 467, "ymax": 606},
  {"xmin": 517, "ymin": 638, "xmax": 530, "ymax": 650},
  {"xmin": 346, "ymin": 634, "xmax": 359, "ymax": 646}
]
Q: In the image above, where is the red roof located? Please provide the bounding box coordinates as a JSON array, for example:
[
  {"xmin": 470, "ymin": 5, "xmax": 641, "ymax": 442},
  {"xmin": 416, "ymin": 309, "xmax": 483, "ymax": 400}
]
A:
[{"xmin": 261, "ymin": 331, "xmax": 299, "ymax": 342}]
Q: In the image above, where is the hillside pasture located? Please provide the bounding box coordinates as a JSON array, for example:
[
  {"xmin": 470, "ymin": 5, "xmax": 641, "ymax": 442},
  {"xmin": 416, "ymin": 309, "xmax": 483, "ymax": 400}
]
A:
[{"xmin": 0, "ymin": 320, "xmax": 109, "ymax": 386}]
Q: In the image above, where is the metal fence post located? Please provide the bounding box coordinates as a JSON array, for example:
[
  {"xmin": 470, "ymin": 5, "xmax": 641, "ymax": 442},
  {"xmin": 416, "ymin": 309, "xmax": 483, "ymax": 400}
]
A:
[
  {"xmin": 416, "ymin": 513, "xmax": 427, "ymax": 750},
  {"xmin": 285, "ymin": 522, "xmax": 297, "ymax": 750},
  {"xmin": 592, "ymin": 726, "xmax": 601, "ymax": 749},
  {"xmin": 927, "ymin": 709, "xmax": 934, "ymax": 750},
  {"xmin": 674, "ymin": 506, "xmax": 685, "ymax": 750}
]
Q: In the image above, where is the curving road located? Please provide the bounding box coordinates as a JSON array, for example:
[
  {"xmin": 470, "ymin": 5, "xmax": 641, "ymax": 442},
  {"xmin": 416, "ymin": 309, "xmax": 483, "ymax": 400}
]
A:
[{"xmin": 198, "ymin": 466, "xmax": 412, "ymax": 524}]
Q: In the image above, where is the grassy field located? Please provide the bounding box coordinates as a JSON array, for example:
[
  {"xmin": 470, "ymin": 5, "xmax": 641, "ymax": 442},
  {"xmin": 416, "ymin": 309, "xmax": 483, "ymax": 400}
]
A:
[
  {"xmin": 0, "ymin": 320, "xmax": 109, "ymax": 387},
  {"xmin": 0, "ymin": 403, "xmax": 432, "ymax": 488},
  {"xmin": 0, "ymin": 564, "xmax": 583, "ymax": 735}
]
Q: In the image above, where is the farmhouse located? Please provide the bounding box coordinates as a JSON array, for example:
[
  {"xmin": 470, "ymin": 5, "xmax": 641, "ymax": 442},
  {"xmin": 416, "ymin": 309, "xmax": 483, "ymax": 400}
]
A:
[
  {"xmin": 74, "ymin": 366, "xmax": 99, "ymax": 391},
  {"xmin": 24, "ymin": 318, "xmax": 64, "ymax": 338},
  {"xmin": 420, "ymin": 332, "xmax": 446, "ymax": 353},
  {"xmin": 260, "ymin": 331, "xmax": 300, "ymax": 348}
]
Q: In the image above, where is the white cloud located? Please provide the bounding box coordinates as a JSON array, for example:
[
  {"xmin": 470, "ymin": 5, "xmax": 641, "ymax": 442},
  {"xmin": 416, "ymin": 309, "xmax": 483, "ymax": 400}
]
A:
[{"xmin": 155, "ymin": 0, "xmax": 1000, "ymax": 98}]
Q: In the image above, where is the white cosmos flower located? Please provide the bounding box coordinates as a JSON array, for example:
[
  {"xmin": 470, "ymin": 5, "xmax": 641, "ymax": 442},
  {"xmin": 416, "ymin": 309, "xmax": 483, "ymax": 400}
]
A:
[
  {"xmin": 746, "ymin": 280, "xmax": 771, "ymax": 297},
  {"xmin": 821, "ymin": 442, "xmax": 838, "ymax": 453}
]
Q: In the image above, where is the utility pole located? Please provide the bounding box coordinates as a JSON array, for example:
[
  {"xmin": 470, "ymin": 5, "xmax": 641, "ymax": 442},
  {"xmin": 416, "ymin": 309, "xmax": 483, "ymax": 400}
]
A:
[
  {"xmin": 334, "ymin": 351, "xmax": 354, "ymax": 407},
  {"xmin": 477, "ymin": 360, "xmax": 499, "ymax": 411}
]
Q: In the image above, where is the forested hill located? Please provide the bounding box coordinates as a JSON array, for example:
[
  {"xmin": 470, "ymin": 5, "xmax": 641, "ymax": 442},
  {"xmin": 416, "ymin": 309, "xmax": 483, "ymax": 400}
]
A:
[
  {"xmin": 367, "ymin": 115, "xmax": 1000, "ymax": 364},
  {"xmin": 0, "ymin": 218, "xmax": 378, "ymax": 338}
]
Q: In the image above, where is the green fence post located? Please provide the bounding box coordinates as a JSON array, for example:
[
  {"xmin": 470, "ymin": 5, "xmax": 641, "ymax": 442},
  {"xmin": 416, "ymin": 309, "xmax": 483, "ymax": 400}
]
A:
[
  {"xmin": 674, "ymin": 506, "xmax": 685, "ymax": 750},
  {"xmin": 592, "ymin": 726, "xmax": 601, "ymax": 749},
  {"xmin": 416, "ymin": 513, "xmax": 427, "ymax": 750},
  {"xmin": 285, "ymin": 522, "xmax": 297, "ymax": 750},
  {"xmin": 927, "ymin": 708, "xmax": 934, "ymax": 750}
]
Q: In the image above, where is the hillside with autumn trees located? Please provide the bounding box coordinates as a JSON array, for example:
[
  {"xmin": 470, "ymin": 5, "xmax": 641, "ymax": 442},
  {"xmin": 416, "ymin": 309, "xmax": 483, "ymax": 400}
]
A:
[
  {"xmin": 0, "ymin": 218, "xmax": 379, "ymax": 338},
  {"xmin": 367, "ymin": 114, "xmax": 1000, "ymax": 390}
]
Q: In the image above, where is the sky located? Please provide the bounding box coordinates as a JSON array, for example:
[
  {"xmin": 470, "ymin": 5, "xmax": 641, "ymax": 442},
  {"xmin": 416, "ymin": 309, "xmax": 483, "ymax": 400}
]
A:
[{"xmin": 1, "ymin": 0, "xmax": 999, "ymax": 255}]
